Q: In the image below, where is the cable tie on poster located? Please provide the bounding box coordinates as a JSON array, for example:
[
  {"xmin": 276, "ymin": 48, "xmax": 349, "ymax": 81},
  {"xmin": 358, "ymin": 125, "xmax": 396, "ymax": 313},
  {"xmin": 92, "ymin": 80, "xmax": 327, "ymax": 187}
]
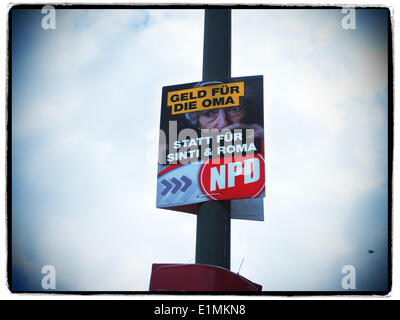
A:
[{"xmin": 197, "ymin": 193, "xmax": 222, "ymax": 198}]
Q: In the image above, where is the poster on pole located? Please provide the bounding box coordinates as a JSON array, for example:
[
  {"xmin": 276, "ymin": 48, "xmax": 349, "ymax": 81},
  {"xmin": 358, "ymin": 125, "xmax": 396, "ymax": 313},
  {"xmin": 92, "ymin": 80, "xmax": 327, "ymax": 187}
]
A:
[{"xmin": 156, "ymin": 75, "xmax": 265, "ymax": 221}]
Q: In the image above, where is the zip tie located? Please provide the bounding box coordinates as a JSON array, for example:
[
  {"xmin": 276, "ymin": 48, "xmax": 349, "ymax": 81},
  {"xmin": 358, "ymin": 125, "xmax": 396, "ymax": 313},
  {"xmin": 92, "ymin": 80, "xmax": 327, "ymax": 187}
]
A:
[{"xmin": 197, "ymin": 193, "xmax": 222, "ymax": 198}]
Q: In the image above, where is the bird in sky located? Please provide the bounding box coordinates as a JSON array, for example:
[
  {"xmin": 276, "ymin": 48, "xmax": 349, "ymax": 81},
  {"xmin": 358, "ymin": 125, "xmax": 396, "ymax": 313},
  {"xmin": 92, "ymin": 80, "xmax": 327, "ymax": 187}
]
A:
[{"xmin": 368, "ymin": 250, "xmax": 375, "ymax": 254}]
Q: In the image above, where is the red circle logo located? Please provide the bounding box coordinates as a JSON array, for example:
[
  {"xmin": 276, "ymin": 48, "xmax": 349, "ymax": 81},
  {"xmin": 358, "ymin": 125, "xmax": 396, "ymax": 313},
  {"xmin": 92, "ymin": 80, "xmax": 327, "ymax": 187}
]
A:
[{"xmin": 199, "ymin": 154, "xmax": 265, "ymax": 200}]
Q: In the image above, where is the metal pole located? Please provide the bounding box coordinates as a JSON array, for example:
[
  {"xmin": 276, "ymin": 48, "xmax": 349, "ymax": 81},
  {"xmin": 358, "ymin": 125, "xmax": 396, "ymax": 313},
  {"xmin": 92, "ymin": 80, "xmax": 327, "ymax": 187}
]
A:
[{"xmin": 195, "ymin": 9, "xmax": 231, "ymax": 270}]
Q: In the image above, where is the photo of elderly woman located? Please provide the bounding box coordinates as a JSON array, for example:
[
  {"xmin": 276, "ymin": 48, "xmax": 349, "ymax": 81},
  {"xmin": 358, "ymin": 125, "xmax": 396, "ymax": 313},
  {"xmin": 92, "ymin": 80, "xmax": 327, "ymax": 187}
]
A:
[
  {"xmin": 184, "ymin": 77, "xmax": 264, "ymax": 137},
  {"xmin": 159, "ymin": 75, "xmax": 264, "ymax": 164},
  {"xmin": 185, "ymin": 77, "xmax": 264, "ymax": 159}
]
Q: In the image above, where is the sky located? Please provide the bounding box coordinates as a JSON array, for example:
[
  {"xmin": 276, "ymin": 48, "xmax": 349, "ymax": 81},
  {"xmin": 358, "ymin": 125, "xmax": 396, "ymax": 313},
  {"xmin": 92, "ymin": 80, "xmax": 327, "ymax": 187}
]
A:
[{"xmin": 10, "ymin": 7, "xmax": 389, "ymax": 292}]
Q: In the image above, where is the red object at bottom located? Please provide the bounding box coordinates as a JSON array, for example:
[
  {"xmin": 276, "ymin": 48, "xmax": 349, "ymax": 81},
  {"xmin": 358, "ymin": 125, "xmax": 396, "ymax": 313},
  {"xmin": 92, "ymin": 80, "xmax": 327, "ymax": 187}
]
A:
[{"xmin": 149, "ymin": 263, "xmax": 262, "ymax": 292}]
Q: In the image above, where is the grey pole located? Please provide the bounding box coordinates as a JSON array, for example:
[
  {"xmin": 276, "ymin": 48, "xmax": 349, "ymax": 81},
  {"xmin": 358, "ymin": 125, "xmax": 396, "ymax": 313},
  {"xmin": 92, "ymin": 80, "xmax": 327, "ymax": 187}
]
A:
[{"xmin": 195, "ymin": 9, "xmax": 231, "ymax": 270}]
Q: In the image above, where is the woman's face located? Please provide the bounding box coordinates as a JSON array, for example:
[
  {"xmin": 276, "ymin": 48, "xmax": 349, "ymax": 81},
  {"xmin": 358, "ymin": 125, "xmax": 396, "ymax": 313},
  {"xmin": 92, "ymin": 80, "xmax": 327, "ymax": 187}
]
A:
[{"xmin": 198, "ymin": 106, "xmax": 246, "ymax": 130}]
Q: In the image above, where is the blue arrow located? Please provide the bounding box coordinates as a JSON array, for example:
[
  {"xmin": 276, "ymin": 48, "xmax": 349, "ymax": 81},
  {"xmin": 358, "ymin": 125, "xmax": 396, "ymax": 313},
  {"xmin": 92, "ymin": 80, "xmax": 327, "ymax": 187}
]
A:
[
  {"xmin": 171, "ymin": 177, "xmax": 182, "ymax": 194},
  {"xmin": 161, "ymin": 179, "xmax": 172, "ymax": 196},
  {"xmin": 180, "ymin": 175, "xmax": 192, "ymax": 192}
]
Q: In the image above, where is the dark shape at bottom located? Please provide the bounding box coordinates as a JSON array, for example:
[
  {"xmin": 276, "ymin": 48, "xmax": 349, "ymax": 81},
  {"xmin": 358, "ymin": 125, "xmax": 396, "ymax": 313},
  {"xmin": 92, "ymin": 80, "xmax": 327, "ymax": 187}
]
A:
[{"xmin": 149, "ymin": 263, "xmax": 262, "ymax": 292}]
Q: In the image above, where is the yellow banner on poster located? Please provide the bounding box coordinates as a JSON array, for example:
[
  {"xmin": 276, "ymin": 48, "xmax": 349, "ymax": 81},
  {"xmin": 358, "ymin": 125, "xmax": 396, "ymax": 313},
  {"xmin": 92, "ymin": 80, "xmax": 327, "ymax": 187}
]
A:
[{"xmin": 167, "ymin": 82, "xmax": 245, "ymax": 115}]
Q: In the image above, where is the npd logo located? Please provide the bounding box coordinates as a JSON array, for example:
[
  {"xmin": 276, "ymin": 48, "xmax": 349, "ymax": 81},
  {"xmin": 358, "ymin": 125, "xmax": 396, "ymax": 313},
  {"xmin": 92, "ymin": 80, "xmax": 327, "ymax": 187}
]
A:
[{"xmin": 199, "ymin": 154, "xmax": 265, "ymax": 200}]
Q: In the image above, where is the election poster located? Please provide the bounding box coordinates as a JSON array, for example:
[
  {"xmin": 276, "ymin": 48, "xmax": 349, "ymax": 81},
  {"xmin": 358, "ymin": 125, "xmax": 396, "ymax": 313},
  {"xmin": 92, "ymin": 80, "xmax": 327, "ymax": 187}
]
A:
[{"xmin": 156, "ymin": 75, "xmax": 265, "ymax": 221}]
